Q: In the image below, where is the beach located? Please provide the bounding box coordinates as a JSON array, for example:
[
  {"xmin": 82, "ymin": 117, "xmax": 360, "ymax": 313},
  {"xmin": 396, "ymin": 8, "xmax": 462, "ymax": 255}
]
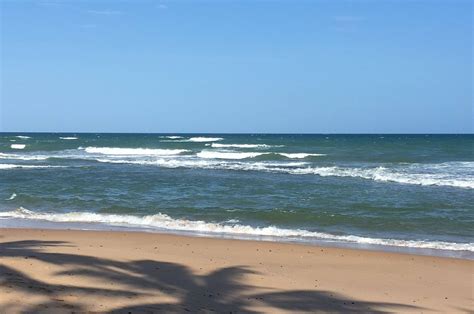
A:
[{"xmin": 1, "ymin": 228, "xmax": 472, "ymax": 313}]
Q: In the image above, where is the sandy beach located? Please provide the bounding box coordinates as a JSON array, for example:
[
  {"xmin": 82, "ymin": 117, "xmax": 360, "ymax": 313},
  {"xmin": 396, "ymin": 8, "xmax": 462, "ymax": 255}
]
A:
[{"xmin": 0, "ymin": 228, "xmax": 472, "ymax": 313}]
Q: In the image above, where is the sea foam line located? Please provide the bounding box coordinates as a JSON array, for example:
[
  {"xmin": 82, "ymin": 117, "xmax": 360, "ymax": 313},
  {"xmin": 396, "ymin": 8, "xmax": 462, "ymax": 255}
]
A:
[
  {"xmin": 1, "ymin": 208, "xmax": 472, "ymax": 252},
  {"xmin": 0, "ymin": 164, "xmax": 66, "ymax": 170},
  {"xmin": 93, "ymin": 158, "xmax": 474, "ymax": 189},
  {"xmin": 197, "ymin": 150, "xmax": 326, "ymax": 160},
  {"xmin": 83, "ymin": 147, "xmax": 189, "ymax": 156},
  {"xmin": 11, "ymin": 144, "xmax": 26, "ymax": 150},
  {"xmin": 59, "ymin": 137, "xmax": 78, "ymax": 140},
  {"xmin": 0, "ymin": 153, "xmax": 49, "ymax": 161},
  {"xmin": 211, "ymin": 143, "xmax": 283, "ymax": 148},
  {"xmin": 187, "ymin": 137, "xmax": 223, "ymax": 142},
  {"xmin": 279, "ymin": 153, "xmax": 327, "ymax": 158},
  {"xmin": 197, "ymin": 151, "xmax": 266, "ymax": 159}
]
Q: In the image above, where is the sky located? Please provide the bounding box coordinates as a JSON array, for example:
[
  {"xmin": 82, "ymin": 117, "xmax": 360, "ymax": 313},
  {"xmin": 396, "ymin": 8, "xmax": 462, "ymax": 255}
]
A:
[{"xmin": 0, "ymin": 0, "xmax": 472, "ymax": 133}]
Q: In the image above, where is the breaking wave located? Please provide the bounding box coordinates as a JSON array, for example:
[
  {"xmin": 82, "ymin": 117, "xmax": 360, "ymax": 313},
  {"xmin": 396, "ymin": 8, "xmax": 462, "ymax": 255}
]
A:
[
  {"xmin": 0, "ymin": 164, "xmax": 65, "ymax": 170},
  {"xmin": 1, "ymin": 208, "xmax": 472, "ymax": 252},
  {"xmin": 83, "ymin": 147, "xmax": 189, "ymax": 156},
  {"xmin": 187, "ymin": 137, "xmax": 223, "ymax": 142},
  {"xmin": 92, "ymin": 158, "xmax": 473, "ymax": 189},
  {"xmin": 59, "ymin": 137, "xmax": 78, "ymax": 140},
  {"xmin": 197, "ymin": 151, "xmax": 266, "ymax": 159},
  {"xmin": 11, "ymin": 144, "xmax": 26, "ymax": 150},
  {"xmin": 0, "ymin": 153, "xmax": 49, "ymax": 161},
  {"xmin": 211, "ymin": 143, "xmax": 281, "ymax": 148},
  {"xmin": 279, "ymin": 153, "xmax": 326, "ymax": 158}
]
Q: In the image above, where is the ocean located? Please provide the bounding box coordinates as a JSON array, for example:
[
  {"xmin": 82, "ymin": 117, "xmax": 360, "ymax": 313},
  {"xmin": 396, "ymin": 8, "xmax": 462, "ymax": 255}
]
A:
[{"xmin": 0, "ymin": 133, "xmax": 472, "ymax": 258}]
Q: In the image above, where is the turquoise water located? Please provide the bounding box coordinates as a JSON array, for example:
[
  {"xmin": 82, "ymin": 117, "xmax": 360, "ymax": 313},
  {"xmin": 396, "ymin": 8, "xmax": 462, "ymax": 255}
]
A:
[{"xmin": 0, "ymin": 133, "xmax": 473, "ymax": 256}]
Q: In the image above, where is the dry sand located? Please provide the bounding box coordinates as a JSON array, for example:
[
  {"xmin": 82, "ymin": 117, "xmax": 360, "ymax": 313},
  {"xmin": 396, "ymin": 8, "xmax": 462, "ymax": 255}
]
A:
[{"xmin": 0, "ymin": 228, "xmax": 472, "ymax": 313}]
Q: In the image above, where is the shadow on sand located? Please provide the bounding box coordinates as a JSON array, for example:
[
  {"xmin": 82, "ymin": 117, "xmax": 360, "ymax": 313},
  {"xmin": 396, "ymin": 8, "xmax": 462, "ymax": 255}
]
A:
[{"xmin": 0, "ymin": 240, "xmax": 419, "ymax": 313}]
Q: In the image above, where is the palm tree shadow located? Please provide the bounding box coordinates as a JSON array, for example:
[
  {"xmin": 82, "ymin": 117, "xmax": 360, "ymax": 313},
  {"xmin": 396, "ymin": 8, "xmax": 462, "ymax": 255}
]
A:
[{"xmin": 0, "ymin": 240, "xmax": 420, "ymax": 313}]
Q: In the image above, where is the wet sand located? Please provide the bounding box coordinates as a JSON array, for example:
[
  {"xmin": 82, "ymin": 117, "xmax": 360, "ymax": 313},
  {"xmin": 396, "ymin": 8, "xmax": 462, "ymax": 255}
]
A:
[{"xmin": 0, "ymin": 228, "xmax": 472, "ymax": 313}]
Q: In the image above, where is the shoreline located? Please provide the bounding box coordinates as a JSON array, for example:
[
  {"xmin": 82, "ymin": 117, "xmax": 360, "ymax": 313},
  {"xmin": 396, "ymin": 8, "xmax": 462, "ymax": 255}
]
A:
[
  {"xmin": 1, "ymin": 217, "xmax": 473, "ymax": 260},
  {"xmin": 1, "ymin": 227, "xmax": 473, "ymax": 313}
]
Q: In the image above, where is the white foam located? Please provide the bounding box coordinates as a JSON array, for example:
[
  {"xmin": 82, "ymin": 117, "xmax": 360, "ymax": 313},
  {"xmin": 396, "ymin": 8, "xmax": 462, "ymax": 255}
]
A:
[
  {"xmin": 59, "ymin": 137, "xmax": 78, "ymax": 140},
  {"xmin": 0, "ymin": 153, "xmax": 49, "ymax": 161},
  {"xmin": 197, "ymin": 151, "xmax": 265, "ymax": 160},
  {"xmin": 96, "ymin": 158, "xmax": 307, "ymax": 169},
  {"xmin": 15, "ymin": 136, "xmax": 31, "ymax": 139},
  {"xmin": 90, "ymin": 156, "xmax": 473, "ymax": 189},
  {"xmin": 279, "ymin": 153, "xmax": 326, "ymax": 158},
  {"xmin": 0, "ymin": 164, "xmax": 64, "ymax": 169},
  {"xmin": 211, "ymin": 143, "xmax": 280, "ymax": 148},
  {"xmin": 6, "ymin": 193, "xmax": 17, "ymax": 200},
  {"xmin": 84, "ymin": 147, "xmax": 189, "ymax": 156},
  {"xmin": 162, "ymin": 136, "xmax": 184, "ymax": 139},
  {"xmin": 11, "ymin": 144, "xmax": 26, "ymax": 150},
  {"xmin": 187, "ymin": 137, "xmax": 223, "ymax": 142},
  {"xmin": 286, "ymin": 164, "xmax": 474, "ymax": 189},
  {"xmin": 1, "ymin": 208, "xmax": 472, "ymax": 252}
]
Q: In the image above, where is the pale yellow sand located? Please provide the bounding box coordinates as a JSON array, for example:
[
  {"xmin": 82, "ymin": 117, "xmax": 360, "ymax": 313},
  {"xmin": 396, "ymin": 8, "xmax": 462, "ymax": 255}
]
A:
[{"xmin": 0, "ymin": 228, "xmax": 472, "ymax": 313}]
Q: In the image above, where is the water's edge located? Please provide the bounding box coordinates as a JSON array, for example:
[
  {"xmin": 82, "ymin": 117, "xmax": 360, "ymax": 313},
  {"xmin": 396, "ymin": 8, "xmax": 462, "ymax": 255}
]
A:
[{"xmin": 1, "ymin": 218, "xmax": 472, "ymax": 260}]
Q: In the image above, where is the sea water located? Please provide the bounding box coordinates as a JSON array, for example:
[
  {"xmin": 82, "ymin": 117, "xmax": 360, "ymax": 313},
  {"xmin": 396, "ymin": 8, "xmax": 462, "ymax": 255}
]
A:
[{"xmin": 0, "ymin": 133, "xmax": 472, "ymax": 257}]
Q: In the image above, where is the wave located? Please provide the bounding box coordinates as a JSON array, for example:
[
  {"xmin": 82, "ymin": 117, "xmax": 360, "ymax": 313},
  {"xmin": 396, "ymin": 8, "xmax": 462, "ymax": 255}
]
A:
[
  {"xmin": 0, "ymin": 164, "xmax": 65, "ymax": 170},
  {"xmin": 160, "ymin": 136, "xmax": 184, "ymax": 139},
  {"xmin": 0, "ymin": 153, "xmax": 49, "ymax": 161},
  {"xmin": 187, "ymin": 137, "xmax": 223, "ymax": 142},
  {"xmin": 59, "ymin": 137, "xmax": 78, "ymax": 140},
  {"xmin": 211, "ymin": 143, "xmax": 281, "ymax": 148},
  {"xmin": 11, "ymin": 144, "xmax": 26, "ymax": 150},
  {"xmin": 83, "ymin": 147, "xmax": 189, "ymax": 156},
  {"xmin": 15, "ymin": 136, "xmax": 31, "ymax": 139},
  {"xmin": 93, "ymin": 157, "xmax": 473, "ymax": 189},
  {"xmin": 198, "ymin": 150, "xmax": 325, "ymax": 160},
  {"xmin": 279, "ymin": 153, "xmax": 326, "ymax": 158},
  {"xmin": 197, "ymin": 151, "xmax": 265, "ymax": 160},
  {"xmin": 1, "ymin": 208, "xmax": 472, "ymax": 252},
  {"xmin": 286, "ymin": 164, "xmax": 474, "ymax": 189},
  {"xmin": 6, "ymin": 193, "xmax": 17, "ymax": 200}
]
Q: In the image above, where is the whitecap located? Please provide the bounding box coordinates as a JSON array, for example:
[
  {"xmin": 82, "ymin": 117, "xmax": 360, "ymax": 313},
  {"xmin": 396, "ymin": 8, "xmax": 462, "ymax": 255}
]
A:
[
  {"xmin": 211, "ymin": 143, "xmax": 281, "ymax": 148},
  {"xmin": 187, "ymin": 137, "xmax": 223, "ymax": 142},
  {"xmin": 0, "ymin": 153, "xmax": 49, "ymax": 161},
  {"xmin": 92, "ymin": 157, "xmax": 474, "ymax": 189},
  {"xmin": 59, "ymin": 137, "xmax": 78, "ymax": 140},
  {"xmin": 83, "ymin": 147, "xmax": 189, "ymax": 156},
  {"xmin": 15, "ymin": 136, "xmax": 31, "ymax": 139},
  {"xmin": 6, "ymin": 193, "xmax": 17, "ymax": 200},
  {"xmin": 279, "ymin": 153, "xmax": 326, "ymax": 158},
  {"xmin": 11, "ymin": 144, "xmax": 26, "ymax": 150},
  {"xmin": 197, "ymin": 151, "xmax": 265, "ymax": 160},
  {"xmin": 0, "ymin": 164, "xmax": 65, "ymax": 169}
]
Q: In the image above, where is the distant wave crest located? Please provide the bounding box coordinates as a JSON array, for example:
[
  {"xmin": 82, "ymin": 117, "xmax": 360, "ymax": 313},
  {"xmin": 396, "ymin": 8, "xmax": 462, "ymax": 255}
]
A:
[
  {"xmin": 59, "ymin": 137, "xmax": 78, "ymax": 140},
  {"xmin": 187, "ymin": 137, "xmax": 223, "ymax": 142},
  {"xmin": 197, "ymin": 151, "xmax": 266, "ymax": 159},
  {"xmin": 0, "ymin": 164, "xmax": 65, "ymax": 170},
  {"xmin": 83, "ymin": 147, "xmax": 189, "ymax": 156},
  {"xmin": 211, "ymin": 143, "xmax": 282, "ymax": 148}
]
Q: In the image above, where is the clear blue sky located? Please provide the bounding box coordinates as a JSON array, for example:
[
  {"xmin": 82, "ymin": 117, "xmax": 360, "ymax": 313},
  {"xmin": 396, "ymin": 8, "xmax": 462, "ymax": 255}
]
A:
[{"xmin": 1, "ymin": 0, "xmax": 472, "ymax": 133}]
